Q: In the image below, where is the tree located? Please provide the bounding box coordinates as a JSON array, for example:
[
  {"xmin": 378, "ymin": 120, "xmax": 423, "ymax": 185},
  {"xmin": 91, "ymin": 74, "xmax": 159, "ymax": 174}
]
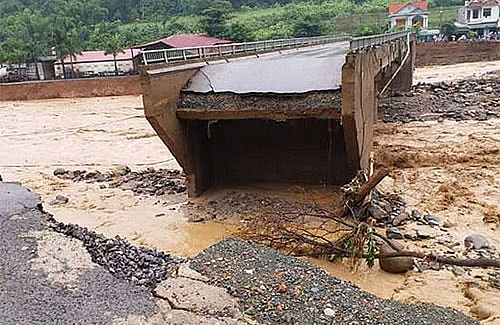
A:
[
  {"xmin": 293, "ymin": 15, "xmax": 322, "ymax": 38},
  {"xmin": 103, "ymin": 34, "xmax": 125, "ymax": 75},
  {"xmin": 200, "ymin": 0, "xmax": 233, "ymax": 37},
  {"xmin": 224, "ymin": 21, "xmax": 255, "ymax": 42},
  {"xmin": 89, "ymin": 22, "xmax": 125, "ymax": 75}
]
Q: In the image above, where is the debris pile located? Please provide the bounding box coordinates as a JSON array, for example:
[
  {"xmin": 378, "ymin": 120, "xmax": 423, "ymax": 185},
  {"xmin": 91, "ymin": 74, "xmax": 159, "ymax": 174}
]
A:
[
  {"xmin": 54, "ymin": 167, "xmax": 186, "ymax": 196},
  {"xmin": 380, "ymin": 71, "xmax": 500, "ymax": 123},
  {"xmin": 49, "ymin": 216, "xmax": 183, "ymax": 287}
]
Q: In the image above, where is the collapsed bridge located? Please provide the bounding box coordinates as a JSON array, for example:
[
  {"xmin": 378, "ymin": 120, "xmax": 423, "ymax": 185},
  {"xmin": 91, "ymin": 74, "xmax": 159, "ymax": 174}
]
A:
[{"xmin": 140, "ymin": 32, "xmax": 416, "ymax": 196}]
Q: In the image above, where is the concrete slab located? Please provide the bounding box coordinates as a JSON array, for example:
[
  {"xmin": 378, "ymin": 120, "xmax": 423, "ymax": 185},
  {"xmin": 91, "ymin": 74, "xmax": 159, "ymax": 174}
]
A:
[
  {"xmin": 183, "ymin": 42, "xmax": 349, "ymax": 94},
  {"xmin": 154, "ymin": 277, "xmax": 240, "ymax": 317}
]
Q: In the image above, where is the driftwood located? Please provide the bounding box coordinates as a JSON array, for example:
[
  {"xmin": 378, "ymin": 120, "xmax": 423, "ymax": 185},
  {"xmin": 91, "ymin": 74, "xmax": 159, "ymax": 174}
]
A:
[
  {"xmin": 241, "ymin": 169, "xmax": 500, "ymax": 270},
  {"xmin": 378, "ymin": 251, "xmax": 500, "ymax": 268}
]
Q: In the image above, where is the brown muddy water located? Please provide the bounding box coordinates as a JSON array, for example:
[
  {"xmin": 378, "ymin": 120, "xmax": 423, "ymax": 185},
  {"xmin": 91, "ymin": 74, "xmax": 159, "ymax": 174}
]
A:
[{"xmin": 1, "ymin": 62, "xmax": 500, "ymax": 323}]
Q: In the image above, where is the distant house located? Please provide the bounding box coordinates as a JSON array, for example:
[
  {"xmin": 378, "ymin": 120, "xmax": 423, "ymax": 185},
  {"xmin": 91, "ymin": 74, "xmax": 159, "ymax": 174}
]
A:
[
  {"xmin": 455, "ymin": 0, "xmax": 500, "ymax": 36},
  {"xmin": 133, "ymin": 34, "xmax": 233, "ymax": 51},
  {"xmin": 389, "ymin": 1, "xmax": 429, "ymax": 30},
  {"xmin": 54, "ymin": 49, "xmax": 140, "ymax": 78}
]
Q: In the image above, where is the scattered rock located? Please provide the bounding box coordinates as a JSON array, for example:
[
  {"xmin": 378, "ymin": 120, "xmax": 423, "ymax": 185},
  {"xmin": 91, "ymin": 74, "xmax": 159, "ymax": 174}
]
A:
[
  {"xmin": 51, "ymin": 219, "xmax": 182, "ymax": 288},
  {"xmin": 451, "ymin": 266, "xmax": 465, "ymax": 277},
  {"xmin": 411, "ymin": 209, "xmax": 422, "ymax": 221},
  {"xmin": 464, "ymin": 234, "xmax": 489, "ymax": 250},
  {"xmin": 392, "ymin": 212, "xmax": 409, "ymax": 226},
  {"xmin": 483, "ymin": 86, "xmax": 493, "ymax": 94},
  {"xmin": 368, "ymin": 202, "xmax": 387, "ymax": 220},
  {"xmin": 470, "ymin": 304, "xmax": 492, "ymax": 320},
  {"xmin": 378, "ymin": 243, "xmax": 414, "ymax": 274},
  {"xmin": 423, "ymin": 214, "xmax": 440, "ymax": 227},
  {"xmin": 379, "ymin": 72, "xmax": 500, "ymax": 123},
  {"xmin": 278, "ymin": 283, "xmax": 287, "ymax": 293},
  {"xmin": 53, "ymin": 167, "xmax": 186, "ymax": 196},
  {"xmin": 53, "ymin": 168, "xmax": 66, "ymax": 176},
  {"xmin": 49, "ymin": 194, "xmax": 69, "ymax": 206},
  {"xmin": 323, "ymin": 308, "xmax": 336, "ymax": 317},
  {"xmin": 416, "ymin": 230, "xmax": 431, "ymax": 240},
  {"xmin": 187, "ymin": 215, "xmax": 205, "ymax": 223},
  {"xmin": 386, "ymin": 227, "xmax": 404, "ymax": 240},
  {"xmin": 112, "ymin": 165, "xmax": 131, "ymax": 176}
]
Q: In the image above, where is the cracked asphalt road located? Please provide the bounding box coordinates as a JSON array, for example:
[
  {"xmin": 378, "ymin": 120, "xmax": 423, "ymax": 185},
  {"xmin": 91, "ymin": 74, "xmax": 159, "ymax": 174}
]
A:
[{"xmin": 0, "ymin": 182, "xmax": 156, "ymax": 325}]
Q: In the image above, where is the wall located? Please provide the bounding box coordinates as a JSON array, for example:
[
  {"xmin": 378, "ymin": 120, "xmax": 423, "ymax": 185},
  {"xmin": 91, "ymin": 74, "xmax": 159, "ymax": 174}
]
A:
[
  {"xmin": 0, "ymin": 76, "xmax": 141, "ymax": 101},
  {"xmin": 416, "ymin": 41, "xmax": 500, "ymax": 66},
  {"xmin": 54, "ymin": 60, "xmax": 135, "ymax": 78}
]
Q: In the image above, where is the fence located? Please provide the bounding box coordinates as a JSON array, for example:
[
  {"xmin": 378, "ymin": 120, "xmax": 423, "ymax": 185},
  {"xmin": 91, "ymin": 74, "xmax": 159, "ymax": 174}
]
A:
[
  {"xmin": 350, "ymin": 31, "xmax": 411, "ymax": 51},
  {"xmin": 140, "ymin": 35, "xmax": 351, "ymax": 66}
]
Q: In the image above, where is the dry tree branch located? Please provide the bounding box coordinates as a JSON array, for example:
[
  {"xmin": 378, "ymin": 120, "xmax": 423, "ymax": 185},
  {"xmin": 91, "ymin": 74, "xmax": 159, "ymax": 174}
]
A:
[{"xmin": 239, "ymin": 169, "xmax": 500, "ymax": 270}]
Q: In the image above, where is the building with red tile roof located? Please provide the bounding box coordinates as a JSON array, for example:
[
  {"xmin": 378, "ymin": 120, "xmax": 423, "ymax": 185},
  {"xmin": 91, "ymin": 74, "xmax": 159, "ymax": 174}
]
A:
[
  {"xmin": 389, "ymin": 1, "xmax": 429, "ymax": 30},
  {"xmin": 134, "ymin": 34, "xmax": 233, "ymax": 51}
]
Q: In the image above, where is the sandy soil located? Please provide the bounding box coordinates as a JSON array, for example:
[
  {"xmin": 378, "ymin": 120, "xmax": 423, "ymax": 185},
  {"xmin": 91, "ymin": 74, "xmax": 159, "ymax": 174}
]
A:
[{"xmin": 1, "ymin": 62, "xmax": 499, "ymax": 323}]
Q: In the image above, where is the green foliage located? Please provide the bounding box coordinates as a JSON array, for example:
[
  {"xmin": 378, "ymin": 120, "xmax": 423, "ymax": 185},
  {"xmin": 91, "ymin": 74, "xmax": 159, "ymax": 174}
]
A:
[
  {"xmin": 440, "ymin": 21, "xmax": 457, "ymax": 36},
  {"xmin": 0, "ymin": 0, "xmax": 466, "ymax": 66},
  {"xmin": 354, "ymin": 22, "xmax": 388, "ymax": 36},
  {"xmin": 200, "ymin": 0, "xmax": 234, "ymax": 37},
  {"xmin": 224, "ymin": 21, "xmax": 255, "ymax": 42},
  {"xmin": 293, "ymin": 15, "xmax": 323, "ymax": 38}
]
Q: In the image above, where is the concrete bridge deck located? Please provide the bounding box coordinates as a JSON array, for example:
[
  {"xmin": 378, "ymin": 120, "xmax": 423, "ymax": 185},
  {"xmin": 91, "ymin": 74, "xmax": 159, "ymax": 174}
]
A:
[{"xmin": 182, "ymin": 42, "xmax": 349, "ymax": 94}]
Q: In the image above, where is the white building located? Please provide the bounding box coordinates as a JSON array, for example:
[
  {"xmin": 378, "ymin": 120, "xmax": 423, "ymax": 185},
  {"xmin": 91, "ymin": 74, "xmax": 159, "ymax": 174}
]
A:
[
  {"xmin": 389, "ymin": 2, "xmax": 429, "ymax": 30},
  {"xmin": 455, "ymin": 0, "xmax": 500, "ymax": 36},
  {"xmin": 54, "ymin": 49, "xmax": 140, "ymax": 78}
]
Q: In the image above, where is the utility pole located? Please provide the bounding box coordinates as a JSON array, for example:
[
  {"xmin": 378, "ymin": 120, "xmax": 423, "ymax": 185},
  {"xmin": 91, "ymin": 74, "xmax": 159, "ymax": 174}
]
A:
[{"xmin": 439, "ymin": 7, "xmax": 443, "ymax": 34}]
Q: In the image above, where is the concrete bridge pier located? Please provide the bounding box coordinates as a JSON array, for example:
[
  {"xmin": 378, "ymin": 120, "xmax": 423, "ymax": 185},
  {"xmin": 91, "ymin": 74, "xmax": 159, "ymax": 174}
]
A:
[{"xmin": 341, "ymin": 35, "xmax": 416, "ymax": 176}]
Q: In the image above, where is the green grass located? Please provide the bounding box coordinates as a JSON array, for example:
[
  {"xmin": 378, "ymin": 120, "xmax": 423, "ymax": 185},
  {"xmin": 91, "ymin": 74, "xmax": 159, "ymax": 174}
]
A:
[{"xmin": 428, "ymin": 6, "xmax": 460, "ymax": 28}]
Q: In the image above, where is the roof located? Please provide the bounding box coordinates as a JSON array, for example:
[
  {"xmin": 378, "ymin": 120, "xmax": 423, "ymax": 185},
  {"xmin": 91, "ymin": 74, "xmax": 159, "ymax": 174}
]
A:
[
  {"xmin": 134, "ymin": 34, "xmax": 233, "ymax": 49},
  {"xmin": 56, "ymin": 49, "xmax": 140, "ymax": 64},
  {"xmin": 389, "ymin": 2, "xmax": 428, "ymax": 15},
  {"xmin": 466, "ymin": 0, "xmax": 500, "ymax": 7}
]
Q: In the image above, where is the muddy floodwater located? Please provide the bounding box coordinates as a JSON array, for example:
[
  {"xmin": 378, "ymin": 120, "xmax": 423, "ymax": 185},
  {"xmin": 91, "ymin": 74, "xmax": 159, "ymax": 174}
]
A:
[{"xmin": 1, "ymin": 62, "xmax": 500, "ymax": 324}]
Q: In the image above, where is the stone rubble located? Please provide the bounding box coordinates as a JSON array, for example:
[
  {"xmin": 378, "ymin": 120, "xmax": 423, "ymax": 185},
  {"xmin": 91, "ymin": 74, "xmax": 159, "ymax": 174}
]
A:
[
  {"xmin": 54, "ymin": 167, "xmax": 187, "ymax": 196},
  {"xmin": 48, "ymin": 214, "xmax": 184, "ymax": 288},
  {"xmin": 379, "ymin": 71, "xmax": 500, "ymax": 123}
]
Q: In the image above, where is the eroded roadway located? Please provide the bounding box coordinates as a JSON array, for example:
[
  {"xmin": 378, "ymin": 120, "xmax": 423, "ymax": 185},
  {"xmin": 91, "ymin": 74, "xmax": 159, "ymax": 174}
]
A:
[
  {"xmin": 183, "ymin": 41, "xmax": 350, "ymax": 94},
  {"xmin": 0, "ymin": 182, "xmax": 155, "ymax": 325}
]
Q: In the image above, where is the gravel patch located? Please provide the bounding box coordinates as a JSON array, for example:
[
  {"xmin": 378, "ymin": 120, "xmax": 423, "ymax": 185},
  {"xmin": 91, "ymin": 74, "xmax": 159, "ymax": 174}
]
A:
[{"xmin": 191, "ymin": 239, "xmax": 478, "ymax": 325}]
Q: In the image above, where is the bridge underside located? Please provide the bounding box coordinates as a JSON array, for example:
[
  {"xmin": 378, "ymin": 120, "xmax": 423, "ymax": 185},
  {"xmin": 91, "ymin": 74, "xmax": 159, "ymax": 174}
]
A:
[{"xmin": 177, "ymin": 90, "xmax": 348, "ymax": 193}]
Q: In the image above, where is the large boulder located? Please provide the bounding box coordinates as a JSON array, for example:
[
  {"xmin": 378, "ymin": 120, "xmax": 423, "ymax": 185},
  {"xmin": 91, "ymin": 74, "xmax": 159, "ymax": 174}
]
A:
[{"xmin": 378, "ymin": 243, "xmax": 414, "ymax": 274}]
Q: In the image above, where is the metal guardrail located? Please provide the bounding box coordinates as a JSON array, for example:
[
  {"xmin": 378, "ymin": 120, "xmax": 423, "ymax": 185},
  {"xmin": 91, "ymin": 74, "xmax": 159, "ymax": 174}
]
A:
[
  {"xmin": 350, "ymin": 31, "xmax": 411, "ymax": 51},
  {"xmin": 140, "ymin": 35, "xmax": 351, "ymax": 66}
]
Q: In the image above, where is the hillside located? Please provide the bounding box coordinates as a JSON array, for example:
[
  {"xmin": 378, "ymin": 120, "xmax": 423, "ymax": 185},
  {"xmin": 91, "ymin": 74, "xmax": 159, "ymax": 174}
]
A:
[{"xmin": 0, "ymin": 0, "xmax": 462, "ymax": 64}]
